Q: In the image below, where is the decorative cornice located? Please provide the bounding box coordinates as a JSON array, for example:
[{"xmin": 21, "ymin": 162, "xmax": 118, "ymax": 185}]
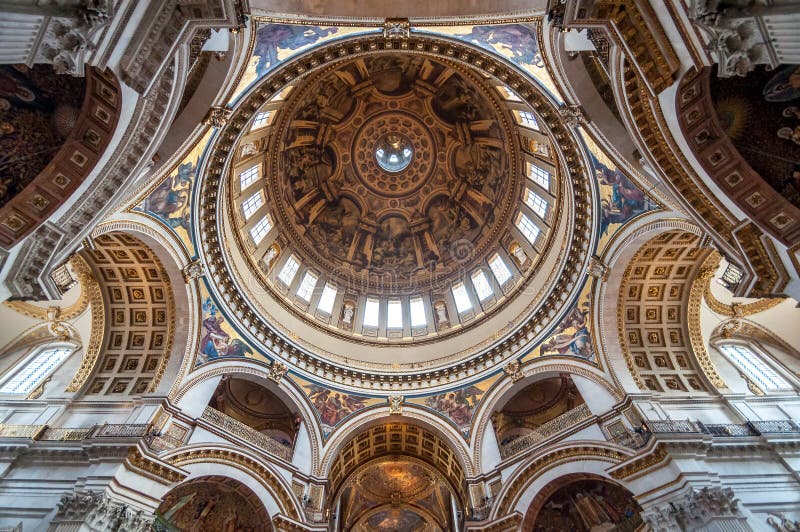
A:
[
  {"xmin": 701, "ymin": 251, "xmax": 785, "ymax": 317},
  {"xmin": 167, "ymin": 447, "xmax": 301, "ymax": 519},
  {"xmin": 194, "ymin": 32, "xmax": 595, "ymax": 392},
  {"xmin": 495, "ymin": 444, "xmax": 625, "ymax": 516},
  {"xmin": 608, "ymin": 443, "xmax": 668, "ymax": 479},
  {"xmin": 125, "ymin": 447, "xmax": 187, "ymax": 484}
]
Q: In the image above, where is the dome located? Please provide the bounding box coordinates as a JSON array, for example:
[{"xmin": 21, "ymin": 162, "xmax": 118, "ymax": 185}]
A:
[{"xmin": 200, "ymin": 33, "xmax": 593, "ymax": 388}]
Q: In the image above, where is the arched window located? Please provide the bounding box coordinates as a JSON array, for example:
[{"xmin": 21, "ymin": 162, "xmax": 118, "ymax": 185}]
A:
[
  {"xmin": 0, "ymin": 344, "xmax": 76, "ymax": 395},
  {"xmin": 718, "ymin": 343, "xmax": 793, "ymax": 392}
]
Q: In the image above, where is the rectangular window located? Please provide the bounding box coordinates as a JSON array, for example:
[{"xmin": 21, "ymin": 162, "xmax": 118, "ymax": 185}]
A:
[
  {"xmin": 0, "ymin": 347, "xmax": 71, "ymax": 394},
  {"xmin": 528, "ymin": 165, "xmax": 550, "ymax": 190},
  {"xmin": 719, "ymin": 344, "xmax": 792, "ymax": 392},
  {"xmin": 489, "ymin": 254, "xmax": 512, "ymax": 285},
  {"xmin": 239, "ymin": 165, "xmax": 259, "ymax": 189},
  {"xmin": 410, "ymin": 297, "xmax": 426, "ymax": 327},
  {"xmin": 525, "ymin": 188, "xmax": 548, "ymax": 219},
  {"xmin": 471, "ymin": 270, "xmax": 494, "ymax": 301},
  {"xmin": 296, "ymin": 271, "xmax": 318, "ymax": 302},
  {"xmin": 242, "ymin": 192, "xmax": 263, "ymax": 220},
  {"xmin": 278, "ymin": 255, "xmax": 300, "ymax": 286},
  {"xmin": 317, "ymin": 283, "xmax": 337, "ymax": 314},
  {"xmin": 516, "ymin": 213, "xmax": 540, "ymax": 245},
  {"xmin": 251, "ymin": 111, "xmax": 270, "ymax": 130},
  {"xmin": 363, "ymin": 298, "xmax": 380, "ymax": 328},
  {"xmin": 451, "ymin": 283, "xmax": 473, "ymax": 314},
  {"xmin": 518, "ymin": 111, "xmax": 539, "ymax": 130},
  {"xmin": 387, "ymin": 300, "xmax": 403, "ymax": 329},
  {"xmin": 249, "ymin": 215, "xmax": 273, "ymax": 244}
]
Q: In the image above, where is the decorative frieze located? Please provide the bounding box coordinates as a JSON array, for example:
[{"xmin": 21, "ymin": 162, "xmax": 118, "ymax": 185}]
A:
[{"xmin": 49, "ymin": 490, "xmax": 155, "ymax": 532}]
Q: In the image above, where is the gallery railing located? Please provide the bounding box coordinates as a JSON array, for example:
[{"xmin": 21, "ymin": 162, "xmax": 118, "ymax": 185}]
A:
[
  {"xmin": 499, "ymin": 403, "xmax": 593, "ymax": 459},
  {"xmin": 0, "ymin": 423, "xmax": 150, "ymax": 441},
  {"xmin": 201, "ymin": 406, "xmax": 293, "ymax": 462},
  {"xmin": 643, "ymin": 419, "xmax": 800, "ymax": 437}
]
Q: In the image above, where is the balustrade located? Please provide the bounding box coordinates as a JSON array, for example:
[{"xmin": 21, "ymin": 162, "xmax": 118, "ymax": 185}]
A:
[
  {"xmin": 499, "ymin": 403, "xmax": 592, "ymax": 459},
  {"xmin": 202, "ymin": 406, "xmax": 293, "ymax": 461}
]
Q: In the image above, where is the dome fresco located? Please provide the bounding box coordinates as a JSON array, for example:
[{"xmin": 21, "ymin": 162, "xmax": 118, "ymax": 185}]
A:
[{"xmin": 138, "ymin": 23, "xmax": 654, "ymax": 393}]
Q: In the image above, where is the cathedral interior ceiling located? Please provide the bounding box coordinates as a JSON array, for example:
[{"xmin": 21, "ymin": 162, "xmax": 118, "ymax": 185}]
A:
[
  {"xmin": 120, "ymin": 19, "xmax": 671, "ymax": 438},
  {"xmin": 73, "ymin": 232, "xmax": 176, "ymax": 396},
  {"xmin": 618, "ymin": 231, "xmax": 719, "ymax": 393}
]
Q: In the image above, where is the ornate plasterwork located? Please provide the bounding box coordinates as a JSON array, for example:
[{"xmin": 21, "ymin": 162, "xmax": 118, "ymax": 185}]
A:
[
  {"xmin": 608, "ymin": 444, "xmax": 668, "ymax": 479},
  {"xmin": 494, "ymin": 444, "xmax": 627, "ymax": 517},
  {"xmin": 196, "ymin": 32, "xmax": 595, "ymax": 391},
  {"xmin": 65, "ymin": 256, "xmax": 106, "ymax": 393},
  {"xmin": 167, "ymin": 446, "xmax": 302, "ymax": 519},
  {"xmin": 687, "ymin": 252, "xmax": 727, "ymax": 389},
  {"xmin": 125, "ymin": 447, "xmax": 188, "ymax": 484},
  {"xmin": 701, "ymin": 251, "xmax": 785, "ymax": 318},
  {"xmin": 50, "ymin": 490, "xmax": 155, "ymax": 532}
]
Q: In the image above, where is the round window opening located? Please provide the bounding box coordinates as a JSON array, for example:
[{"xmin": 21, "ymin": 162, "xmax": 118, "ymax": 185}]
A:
[{"xmin": 375, "ymin": 133, "xmax": 413, "ymax": 172}]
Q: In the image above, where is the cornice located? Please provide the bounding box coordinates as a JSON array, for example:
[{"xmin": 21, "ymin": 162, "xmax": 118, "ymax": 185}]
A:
[{"xmin": 194, "ymin": 32, "xmax": 596, "ymax": 393}]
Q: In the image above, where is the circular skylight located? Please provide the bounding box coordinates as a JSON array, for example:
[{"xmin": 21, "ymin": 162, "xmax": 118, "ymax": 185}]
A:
[{"xmin": 375, "ymin": 133, "xmax": 413, "ymax": 172}]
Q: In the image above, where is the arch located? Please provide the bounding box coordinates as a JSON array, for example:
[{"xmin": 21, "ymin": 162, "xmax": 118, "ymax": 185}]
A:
[
  {"xmin": 0, "ymin": 339, "xmax": 81, "ymax": 399},
  {"xmin": 173, "ymin": 359, "xmax": 324, "ymax": 474},
  {"xmin": 491, "ymin": 441, "xmax": 630, "ymax": 519},
  {"xmin": 318, "ymin": 404, "xmax": 475, "ymax": 480},
  {"xmin": 0, "ymin": 67, "xmax": 122, "ymax": 249},
  {"xmin": 155, "ymin": 474, "xmax": 272, "ymax": 531},
  {"xmin": 336, "ymin": 455, "xmax": 461, "ymax": 531},
  {"xmin": 91, "ymin": 214, "xmax": 199, "ymax": 397},
  {"xmin": 469, "ymin": 358, "xmax": 621, "ymax": 472},
  {"xmin": 611, "ymin": 229, "xmax": 729, "ymax": 395},
  {"xmin": 164, "ymin": 444, "xmax": 302, "ymax": 520},
  {"xmin": 594, "ymin": 214, "xmax": 706, "ymax": 394},
  {"xmin": 675, "ymin": 67, "xmax": 800, "ymax": 247},
  {"xmin": 521, "ymin": 473, "xmax": 644, "ymax": 530},
  {"xmin": 66, "ymin": 230, "xmax": 176, "ymax": 396}
]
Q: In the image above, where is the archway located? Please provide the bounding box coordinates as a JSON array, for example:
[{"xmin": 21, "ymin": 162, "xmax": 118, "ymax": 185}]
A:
[
  {"xmin": 326, "ymin": 422, "xmax": 468, "ymax": 531},
  {"xmin": 207, "ymin": 376, "xmax": 299, "ymax": 457},
  {"xmin": 523, "ymin": 474, "xmax": 643, "ymax": 531},
  {"xmin": 154, "ymin": 475, "xmax": 271, "ymax": 531},
  {"xmin": 492, "ymin": 374, "xmax": 588, "ymax": 460}
]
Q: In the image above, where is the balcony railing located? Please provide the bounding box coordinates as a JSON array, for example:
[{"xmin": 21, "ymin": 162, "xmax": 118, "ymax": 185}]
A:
[
  {"xmin": 201, "ymin": 406, "xmax": 293, "ymax": 462},
  {"xmin": 643, "ymin": 419, "xmax": 800, "ymax": 437},
  {"xmin": 499, "ymin": 403, "xmax": 592, "ymax": 459},
  {"xmin": 0, "ymin": 423, "xmax": 150, "ymax": 441}
]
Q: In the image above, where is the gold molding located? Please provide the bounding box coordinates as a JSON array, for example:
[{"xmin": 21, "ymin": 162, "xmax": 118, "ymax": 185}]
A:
[
  {"xmin": 496, "ymin": 445, "xmax": 625, "ymax": 516},
  {"xmin": 702, "ymin": 251, "xmax": 785, "ymax": 318},
  {"xmin": 687, "ymin": 253, "xmax": 727, "ymax": 389},
  {"xmin": 125, "ymin": 447, "xmax": 187, "ymax": 484},
  {"xmin": 608, "ymin": 444, "xmax": 668, "ymax": 479},
  {"xmin": 168, "ymin": 448, "xmax": 301, "ymax": 519},
  {"xmin": 64, "ymin": 256, "xmax": 105, "ymax": 393}
]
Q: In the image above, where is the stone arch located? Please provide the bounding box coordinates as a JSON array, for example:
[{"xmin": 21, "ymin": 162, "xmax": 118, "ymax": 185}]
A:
[
  {"xmin": 318, "ymin": 404, "xmax": 475, "ymax": 480},
  {"xmin": 92, "ymin": 213, "xmax": 199, "ymax": 397},
  {"xmin": 469, "ymin": 358, "xmax": 621, "ymax": 473},
  {"xmin": 65, "ymin": 230, "xmax": 176, "ymax": 396},
  {"xmin": 709, "ymin": 319, "xmax": 800, "ymax": 394},
  {"xmin": 155, "ymin": 474, "xmax": 272, "ymax": 531},
  {"xmin": 0, "ymin": 67, "xmax": 122, "ymax": 249},
  {"xmin": 594, "ymin": 214, "xmax": 706, "ymax": 394},
  {"xmin": 164, "ymin": 444, "xmax": 302, "ymax": 520},
  {"xmin": 521, "ymin": 472, "xmax": 643, "ymax": 530},
  {"xmin": 676, "ymin": 67, "xmax": 800, "ymax": 247},
  {"xmin": 491, "ymin": 441, "xmax": 630, "ymax": 519},
  {"xmin": 173, "ymin": 360, "xmax": 324, "ymax": 474},
  {"xmin": 613, "ymin": 229, "xmax": 728, "ymax": 395}
]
